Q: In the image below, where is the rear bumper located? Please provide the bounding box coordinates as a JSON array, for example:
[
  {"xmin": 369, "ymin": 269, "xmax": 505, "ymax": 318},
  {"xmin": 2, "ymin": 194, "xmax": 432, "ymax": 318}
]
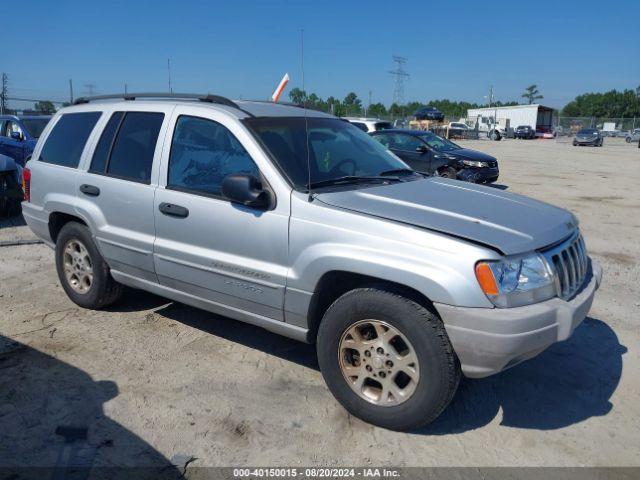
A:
[{"xmin": 435, "ymin": 259, "xmax": 602, "ymax": 378}]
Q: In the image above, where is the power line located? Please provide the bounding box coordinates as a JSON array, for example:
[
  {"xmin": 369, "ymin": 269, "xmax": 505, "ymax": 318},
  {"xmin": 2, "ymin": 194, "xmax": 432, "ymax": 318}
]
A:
[{"xmin": 389, "ymin": 55, "xmax": 409, "ymax": 106}]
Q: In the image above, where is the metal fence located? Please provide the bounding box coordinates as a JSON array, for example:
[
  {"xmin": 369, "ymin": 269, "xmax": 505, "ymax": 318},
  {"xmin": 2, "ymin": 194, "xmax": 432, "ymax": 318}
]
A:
[{"xmin": 554, "ymin": 117, "xmax": 638, "ymax": 142}]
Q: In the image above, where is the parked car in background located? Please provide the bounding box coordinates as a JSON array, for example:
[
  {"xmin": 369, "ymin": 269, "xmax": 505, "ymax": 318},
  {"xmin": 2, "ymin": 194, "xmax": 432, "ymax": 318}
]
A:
[
  {"xmin": 413, "ymin": 106, "xmax": 445, "ymax": 121},
  {"xmin": 343, "ymin": 117, "xmax": 393, "ymax": 133},
  {"xmin": 0, "ymin": 115, "xmax": 52, "ymax": 165},
  {"xmin": 625, "ymin": 129, "xmax": 640, "ymax": 143},
  {"xmin": 371, "ymin": 129, "xmax": 499, "ymax": 183},
  {"xmin": 573, "ymin": 128, "xmax": 603, "ymax": 146},
  {"xmin": 0, "ymin": 115, "xmax": 51, "ymax": 216},
  {"xmin": 514, "ymin": 125, "xmax": 536, "ymax": 139},
  {"xmin": 0, "ymin": 153, "xmax": 24, "ymax": 216},
  {"xmin": 23, "ymin": 93, "xmax": 600, "ymax": 431},
  {"xmin": 446, "ymin": 122, "xmax": 470, "ymax": 138}
]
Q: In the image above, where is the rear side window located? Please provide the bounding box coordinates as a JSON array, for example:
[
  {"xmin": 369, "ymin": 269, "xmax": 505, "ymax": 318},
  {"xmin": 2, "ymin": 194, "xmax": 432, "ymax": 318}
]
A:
[
  {"xmin": 89, "ymin": 111, "xmax": 164, "ymax": 184},
  {"xmin": 39, "ymin": 112, "xmax": 101, "ymax": 167}
]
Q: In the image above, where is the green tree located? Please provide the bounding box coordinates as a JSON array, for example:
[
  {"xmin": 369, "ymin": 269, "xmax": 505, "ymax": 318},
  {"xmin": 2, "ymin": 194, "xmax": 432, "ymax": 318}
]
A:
[
  {"xmin": 366, "ymin": 102, "xmax": 387, "ymax": 118},
  {"xmin": 343, "ymin": 92, "xmax": 362, "ymax": 116},
  {"xmin": 288, "ymin": 87, "xmax": 306, "ymax": 105},
  {"xmin": 34, "ymin": 100, "xmax": 56, "ymax": 114},
  {"xmin": 561, "ymin": 88, "xmax": 640, "ymax": 117},
  {"xmin": 522, "ymin": 85, "xmax": 543, "ymax": 104}
]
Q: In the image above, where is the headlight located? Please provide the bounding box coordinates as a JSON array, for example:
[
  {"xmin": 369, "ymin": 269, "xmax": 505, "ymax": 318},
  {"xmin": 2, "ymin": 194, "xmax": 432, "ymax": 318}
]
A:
[
  {"xmin": 462, "ymin": 159, "xmax": 487, "ymax": 168},
  {"xmin": 475, "ymin": 253, "xmax": 556, "ymax": 307}
]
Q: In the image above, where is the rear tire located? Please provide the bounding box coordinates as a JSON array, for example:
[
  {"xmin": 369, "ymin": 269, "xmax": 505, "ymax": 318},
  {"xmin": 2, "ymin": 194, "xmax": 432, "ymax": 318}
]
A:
[
  {"xmin": 317, "ymin": 288, "xmax": 460, "ymax": 431},
  {"xmin": 626, "ymin": 137, "xmax": 631, "ymax": 143},
  {"xmin": 55, "ymin": 222, "xmax": 123, "ymax": 309}
]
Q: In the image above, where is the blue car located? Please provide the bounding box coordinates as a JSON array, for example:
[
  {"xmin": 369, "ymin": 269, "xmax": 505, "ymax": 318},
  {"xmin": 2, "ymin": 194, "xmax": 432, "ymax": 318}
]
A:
[{"xmin": 0, "ymin": 115, "xmax": 51, "ymax": 215}]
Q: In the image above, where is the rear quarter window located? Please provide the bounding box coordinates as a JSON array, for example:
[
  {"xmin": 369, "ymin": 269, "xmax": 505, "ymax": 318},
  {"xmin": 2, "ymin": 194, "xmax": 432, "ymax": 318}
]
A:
[{"xmin": 39, "ymin": 112, "xmax": 101, "ymax": 168}]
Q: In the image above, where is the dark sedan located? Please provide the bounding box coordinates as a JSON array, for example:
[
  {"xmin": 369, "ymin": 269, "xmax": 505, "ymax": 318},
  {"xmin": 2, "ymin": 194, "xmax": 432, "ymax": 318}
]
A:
[
  {"xmin": 514, "ymin": 125, "xmax": 536, "ymax": 139},
  {"xmin": 371, "ymin": 129, "xmax": 499, "ymax": 183},
  {"xmin": 413, "ymin": 106, "xmax": 445, "ymax": 121},
  {"xmin": 573, "ymin": 128, "xmax": 603, "ymax": 146}
]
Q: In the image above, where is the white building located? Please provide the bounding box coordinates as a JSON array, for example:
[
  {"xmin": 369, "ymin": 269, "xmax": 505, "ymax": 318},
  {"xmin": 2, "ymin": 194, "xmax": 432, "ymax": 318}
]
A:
[{"xmin": 466, "ymin": 104, "xmax": 556, "ymax": 131}]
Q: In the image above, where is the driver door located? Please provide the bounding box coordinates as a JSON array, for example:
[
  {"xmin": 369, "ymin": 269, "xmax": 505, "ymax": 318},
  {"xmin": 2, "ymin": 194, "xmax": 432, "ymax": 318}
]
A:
[
  {"xmin": 153, "ymin": 107, "xmax": 290, "ymax": 321},
  {"xmin": 388, "ymin": 133, "xmax": 431, "ymax": 174}
]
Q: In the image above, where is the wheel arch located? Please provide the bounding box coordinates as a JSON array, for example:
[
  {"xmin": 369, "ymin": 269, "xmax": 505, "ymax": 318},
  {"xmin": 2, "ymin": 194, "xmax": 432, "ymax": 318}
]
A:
[
  {"xmin": 49, "ymin": 211, "xmax": 88, "ymax": 243},
  {"xmin": 305, "ymin": 270, "xmax": 438, "ymax": 343}
]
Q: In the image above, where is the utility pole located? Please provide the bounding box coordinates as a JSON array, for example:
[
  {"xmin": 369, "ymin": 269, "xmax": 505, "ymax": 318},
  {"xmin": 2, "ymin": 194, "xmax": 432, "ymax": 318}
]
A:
[
  {"xmin": 69, "ymin": 79, "xmax": 74, "ymax": 104},
  {"xmin": 167, "ymin": 58, "xmax": 172, "ymax": 93},
  {"xmin": 124, "ymin": 83, "xmax": 128, "ymax": 94},
  {"xmin": 0, "ymin": 73, "xmax": 8, "ymax": 115}
]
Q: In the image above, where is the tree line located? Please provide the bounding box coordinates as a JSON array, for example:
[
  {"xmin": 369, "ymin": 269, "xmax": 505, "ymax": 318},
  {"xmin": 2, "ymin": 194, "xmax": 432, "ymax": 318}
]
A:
[
  {"xmin": 289, "ymin": 87, "xmax": 520, "ymax": 119},
  {"xmin": 561, "ymin": 87, "xmax": 640, "ymax": 118},
  {"xmin": 289, "ymin": 85, "xmax": 640, "ymax": 119}
]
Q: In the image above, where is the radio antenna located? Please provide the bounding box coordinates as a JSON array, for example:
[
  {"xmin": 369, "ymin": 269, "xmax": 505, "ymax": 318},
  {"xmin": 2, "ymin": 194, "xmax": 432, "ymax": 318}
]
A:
[{"xmin": 301, "ymin": 29, "xmax": 313, "ymax": 202}]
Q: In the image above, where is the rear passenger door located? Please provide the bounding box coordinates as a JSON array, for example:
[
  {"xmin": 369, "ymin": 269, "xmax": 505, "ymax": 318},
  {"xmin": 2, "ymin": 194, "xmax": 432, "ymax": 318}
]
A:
[
  {"xmin": 76, "ymin": 107, "xmax": 172, "ymax": 282},
  {"xmin": 152, "ymin": 107, "xmax": 289, "ymax": 321}
]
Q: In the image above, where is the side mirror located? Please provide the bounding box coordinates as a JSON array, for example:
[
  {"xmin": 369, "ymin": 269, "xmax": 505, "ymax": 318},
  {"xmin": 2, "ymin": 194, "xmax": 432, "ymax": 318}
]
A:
[
  {"xmin": 415, "ymin": 145, "xmax": 429, "ymax": 154},
  {"xmin": 10, "ymin": 131, "xmax": 24, "ymax": 141},
  {"xmin": 222, "ymin": 174, "xmax": 270, "ymax": 209}
]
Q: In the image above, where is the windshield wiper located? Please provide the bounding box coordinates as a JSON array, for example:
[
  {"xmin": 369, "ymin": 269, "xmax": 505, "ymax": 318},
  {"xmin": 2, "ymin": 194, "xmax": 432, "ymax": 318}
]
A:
[
  {"xmin": 378, "ymin": 168, "xmax": 420, "ymax": 177},
  {"xmin": 307, "ymin": 175, "xmax": 401, "ymax": 189}
]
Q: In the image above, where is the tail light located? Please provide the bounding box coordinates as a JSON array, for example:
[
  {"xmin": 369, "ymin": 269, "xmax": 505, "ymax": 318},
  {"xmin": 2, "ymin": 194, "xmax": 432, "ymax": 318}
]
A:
[{"xmin": 22, "ymin": 167, "xmax": 31, "ymax": 202}]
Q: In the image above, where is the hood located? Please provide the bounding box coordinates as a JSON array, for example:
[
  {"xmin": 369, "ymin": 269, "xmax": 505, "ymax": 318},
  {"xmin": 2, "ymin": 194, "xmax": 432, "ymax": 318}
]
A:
[
  {"xmin": 446, "ymin": 148, "xmax": 496, "ymax": 162},
  {"xmin": 316, "ymin": 178, "xmax": 577, "ymax": 255}
]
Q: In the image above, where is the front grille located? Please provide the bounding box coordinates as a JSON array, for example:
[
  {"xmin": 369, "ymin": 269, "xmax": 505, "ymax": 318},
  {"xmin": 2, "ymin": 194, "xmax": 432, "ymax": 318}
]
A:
[{"xmin": 543, "ymin": 233, "xmax": 589, "ymax": 300}]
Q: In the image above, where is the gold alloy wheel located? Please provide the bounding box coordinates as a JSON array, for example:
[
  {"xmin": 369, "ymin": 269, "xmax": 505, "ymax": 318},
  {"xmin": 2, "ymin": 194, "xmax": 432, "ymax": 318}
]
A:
[
  {"xmin": 338, "ymin": 320, "xmax": 420, "ymax": 406},
  {"xmin": 63, "ymin": 239, "xmax": 94, "ymax": 294}
]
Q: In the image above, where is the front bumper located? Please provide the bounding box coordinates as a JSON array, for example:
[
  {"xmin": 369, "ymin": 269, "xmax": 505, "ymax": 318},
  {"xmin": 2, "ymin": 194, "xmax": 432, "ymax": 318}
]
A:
[
  {"xmin": 435, "ymin": 259, "xmax": 602, "ymax": 378},
  {"xmin": 457, "ymin": 167, "xmax": 499, "ymax": 183}
]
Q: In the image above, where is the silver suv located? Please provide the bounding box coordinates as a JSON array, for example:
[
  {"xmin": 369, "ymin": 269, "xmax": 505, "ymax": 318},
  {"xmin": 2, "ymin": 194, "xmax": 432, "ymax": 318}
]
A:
[{"xmin": 22, "ymin": 93, "xmax": 601, "ymax": 431}]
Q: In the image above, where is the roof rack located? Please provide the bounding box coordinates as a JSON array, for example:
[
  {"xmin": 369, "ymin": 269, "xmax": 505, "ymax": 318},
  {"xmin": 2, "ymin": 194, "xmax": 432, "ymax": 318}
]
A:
[{"xmin": 72, "ymin": 92, "xmax": 253, "ymax": 116}]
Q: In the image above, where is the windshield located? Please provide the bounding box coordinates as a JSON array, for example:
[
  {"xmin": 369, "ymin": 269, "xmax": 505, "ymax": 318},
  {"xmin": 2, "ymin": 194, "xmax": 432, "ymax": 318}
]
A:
[
  {"xmin": 20, "ymin": 118, "xmax": 51, "ymax": 138},
  {"xmin": 374, "ymin": 122, "xmax": 393, "ymax": 131},
  {"xmin": 244, "ymin": 117, "xmax": 412, "ymax": 190},
  {"xmin": 417, "ymin": 131, "xmax": 461, "ymax": 152},
  {"xmin": 578, "ymin": 129, "xmax": 597, "ymax": 135}
]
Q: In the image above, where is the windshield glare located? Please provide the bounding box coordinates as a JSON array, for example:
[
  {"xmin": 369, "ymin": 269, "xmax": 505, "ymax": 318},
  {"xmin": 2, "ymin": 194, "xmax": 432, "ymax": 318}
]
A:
[
  {"xmin": 418, "ymin": 132, "xmax": 461, "ymax": 152},
  {"xmin": 20, "ymin": 118, "xmax": 51, "ymax": 138},
  {"xmin": 245, "ymin": 117, "xmax": 412, "ymax": 190}
]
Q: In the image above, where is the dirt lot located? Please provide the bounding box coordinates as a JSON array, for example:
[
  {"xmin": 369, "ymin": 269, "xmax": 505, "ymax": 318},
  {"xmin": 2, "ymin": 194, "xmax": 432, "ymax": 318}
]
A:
[{"xmin": 1, "ymin": 137, "xmax": 639, "ymax": 471}]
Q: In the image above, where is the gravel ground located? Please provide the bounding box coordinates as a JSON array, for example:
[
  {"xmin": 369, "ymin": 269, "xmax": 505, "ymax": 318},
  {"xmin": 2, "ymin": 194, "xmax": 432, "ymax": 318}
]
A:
[{"xmin": 0, "ymin": 137, "xmax": 638, "ymax": 471}]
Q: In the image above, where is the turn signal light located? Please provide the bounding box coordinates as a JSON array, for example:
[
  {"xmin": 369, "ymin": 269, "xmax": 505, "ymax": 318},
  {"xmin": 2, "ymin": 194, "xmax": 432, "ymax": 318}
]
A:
[{"xmin": 475, "ymin": 262, "xmax": 498, "ymax": 296}]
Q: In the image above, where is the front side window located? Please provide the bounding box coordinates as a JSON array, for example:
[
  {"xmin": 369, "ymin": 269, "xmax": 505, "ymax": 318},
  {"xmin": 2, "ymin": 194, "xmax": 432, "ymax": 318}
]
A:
[
  {"xmin": 93, "ymin": 112, "xmax": 164, "ymax": 183},
  {"xmin": 417, "ymin": 132, "xmax": 461, "ymax": 152},
  {"xmin": 3, "ymin": 121, "xmax": 23, "ymax": 138},
  {"xmin": 39, "ymin": 112, "xmax": 101, "ymax": 168},
  {"xmin": 391, "ymin": 134, "xmax": 424, "ymax": 151},
  {"xmin": 167, "ymin": 116, "xmax": 259, "ymax": 196}
]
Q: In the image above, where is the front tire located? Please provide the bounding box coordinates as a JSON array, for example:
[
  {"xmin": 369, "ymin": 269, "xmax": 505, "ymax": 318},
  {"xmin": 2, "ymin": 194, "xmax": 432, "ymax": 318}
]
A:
[
  {"xmin": 437, "ymin": 167, "xmax": 457, "ymax": 179},
  {"xmin": 317, "ymin": 289, "xmax": 460, "ymax": 431},
  {"xmin": 55, "ymin": 222, "xmax": 123, "ymax": 309}
]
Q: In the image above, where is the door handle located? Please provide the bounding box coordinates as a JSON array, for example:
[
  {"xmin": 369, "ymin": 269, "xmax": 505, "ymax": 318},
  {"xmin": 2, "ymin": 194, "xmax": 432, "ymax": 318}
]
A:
[
  {"xmin": 80, "ymin": 184, "xmax": 100, "ymax": 196},
  {"xmin": 159, "ymin": 202, "xmax": 189, "ymax": 218}
]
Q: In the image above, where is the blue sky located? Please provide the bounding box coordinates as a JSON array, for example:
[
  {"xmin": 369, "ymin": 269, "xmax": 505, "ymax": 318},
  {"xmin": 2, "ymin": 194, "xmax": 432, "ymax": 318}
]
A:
[{"xmin": 3, "ymin": 0, "xmax": 639, "ymax": 109}]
